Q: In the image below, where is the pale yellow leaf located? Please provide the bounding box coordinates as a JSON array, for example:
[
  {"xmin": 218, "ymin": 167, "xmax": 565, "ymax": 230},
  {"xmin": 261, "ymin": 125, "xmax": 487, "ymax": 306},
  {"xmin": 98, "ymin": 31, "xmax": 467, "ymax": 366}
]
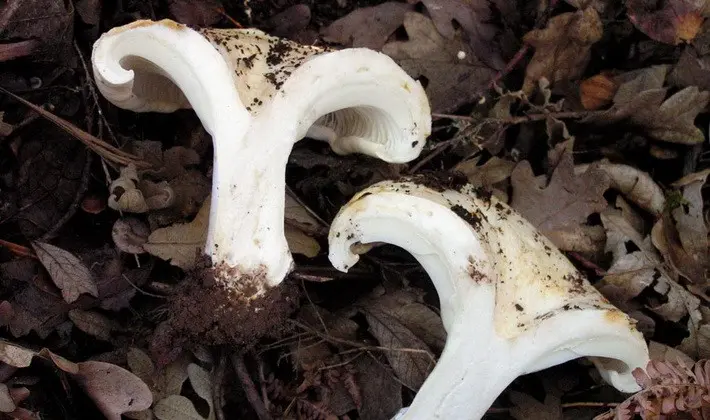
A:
[{"xmin": 0, "ymin": 341, "xmax": 35, "ymax": 368}]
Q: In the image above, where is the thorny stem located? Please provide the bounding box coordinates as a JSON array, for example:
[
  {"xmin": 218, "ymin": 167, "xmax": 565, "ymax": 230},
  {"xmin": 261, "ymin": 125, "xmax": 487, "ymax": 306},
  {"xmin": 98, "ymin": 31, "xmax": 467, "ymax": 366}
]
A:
[{"xmin": 232, "ymin": 352, "xmax": 273, "ymax": 420}]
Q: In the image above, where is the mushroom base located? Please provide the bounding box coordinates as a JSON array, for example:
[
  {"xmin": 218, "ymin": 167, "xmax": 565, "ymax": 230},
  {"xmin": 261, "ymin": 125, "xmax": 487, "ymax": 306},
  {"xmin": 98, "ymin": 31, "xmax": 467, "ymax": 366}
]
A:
[{"xmin": 150, "ymin": 264, "xmax": 300, "ymax": 365}]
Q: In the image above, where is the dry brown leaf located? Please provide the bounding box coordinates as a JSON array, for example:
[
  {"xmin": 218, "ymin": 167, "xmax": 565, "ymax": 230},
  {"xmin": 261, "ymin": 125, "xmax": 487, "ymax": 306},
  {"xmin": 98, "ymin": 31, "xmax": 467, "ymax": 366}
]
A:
[
  {"xmin": 153, "ymin": 395, "xmax": 204, "ymax": 420},
  {"xmin": 68, "ymin": 309, "xmax": 115, "ymax": 342},
  {"xmin": 364, "ymin": 289, "xmax": 447, "ymax": 351},
  {"xmin": 671, "ymin": 170, "xmax": 710, "ymax": 270},
  {"xmin": 522, "ymin": 7, "xmax": 603, "ymax": 93},
  {"xmin": 112, "ymin": 218, "xmax": 150, "ymax": 254},
  {"xmin": 627, "ymin": 0, "xmax": 706, "ymax": 45},
  {"xmin": 382, "ymin": 12, "xmax": 497, "ymax": 112},
  {"xmin": 74, "ymin": 361, "xmax": 153, "ymax": 420},
  {"xmin": 454, "ymin": 156, "xmax": 515, "ymax": 198},
  {"xmin": 584, "ymin": 66, "xmax": 710, "ymax": 144},
  {"xmin": 361, "ymin": 307, "xmax": 434, "ymax": 391},
  {"xmin": 143, "ymin": 200, "xmax": 210, "ymax": 270},
  {"xmin": 187, "ymin": 364, "xmax": 213, "ymax": 417},
  {"xmin": 414, "ymin": 0, "xmax": 508, "ymax": 70},
  {"xmin": 0, "ymin": 384, "xmax": 16, "ymax": 413},
  {"xmin": 599, "ymin": 211, "xmax": 699, "ymax": 322},
  {"xmin": 321, "ymin": 2, "xmax": 413, "ymax": 49},
  {"xmin": 668, "ymin": 22, "xmax": 710, "ymax": 90},
  {"xmin": 509, "ymin": 390, "xmax": 562, "ymax": 420},
  {"xmin": 648, "ymin": 341, "xmax": 695, "ymax": 365},
  {"xmin": 168, "ymin": 0, "xmax": 222, "ymax": 27},
  {"xmin": 0, "ymin": 0, "xmax": 74, "ymax": 62},
  {"xmin": 575, "ymin": 161, "xmax": 665, "ymax": 215},
  {"xmin": 32, "ymin": 241, "xmax": 98, "ymax": 304},
  {"xmin": 510, "ymin": 144, "xmax": 610, "ymax": 250},
  {"xmin": 0, "ymin": 341, "xmax": 35, "ymax": 368},
  {"xmin": 679, "ymin": 306, "xmax": 710, "ymax": 359},
  {"xmin": 353, "ymin": 356, "xmax": 403, "ymax": 420}
]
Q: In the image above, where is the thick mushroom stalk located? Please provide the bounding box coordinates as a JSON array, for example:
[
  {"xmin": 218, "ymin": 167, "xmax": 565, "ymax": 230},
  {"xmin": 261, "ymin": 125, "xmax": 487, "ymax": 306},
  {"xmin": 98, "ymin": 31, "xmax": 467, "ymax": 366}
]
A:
[
  {"xmin": 91, "ymin": 20, "xmax": 430, "ymax": 347},
  {"xmin": 328, "ymin": 178, "xmax": 649, "ymax": 419}
]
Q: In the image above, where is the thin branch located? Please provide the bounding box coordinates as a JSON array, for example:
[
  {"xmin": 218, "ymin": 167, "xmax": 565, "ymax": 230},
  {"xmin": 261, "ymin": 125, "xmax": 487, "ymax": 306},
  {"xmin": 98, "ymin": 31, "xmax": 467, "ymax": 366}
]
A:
[{"xmin": 231, "ymin": 352, "xmax": 273, "ymax": 420}]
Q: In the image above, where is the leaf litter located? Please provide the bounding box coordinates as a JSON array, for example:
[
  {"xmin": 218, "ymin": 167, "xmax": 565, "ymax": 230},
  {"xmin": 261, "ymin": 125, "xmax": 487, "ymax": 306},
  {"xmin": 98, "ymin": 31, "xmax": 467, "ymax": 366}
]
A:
[{"xmin": 1, "ymin": 0, "xmax": 710, "ymax": 419}]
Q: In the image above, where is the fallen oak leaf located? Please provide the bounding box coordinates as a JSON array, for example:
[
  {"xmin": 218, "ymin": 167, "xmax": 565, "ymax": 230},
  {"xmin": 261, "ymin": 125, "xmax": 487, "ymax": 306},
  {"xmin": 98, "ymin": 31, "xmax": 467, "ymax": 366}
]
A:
[
  {"xmin": 382, "ymin": 12, "xmax": 497, "ymax": 112},
  {"xmin": 321, "ymin": 2, "xmax": 413, "ymax": 49},
  {"xmin": 31, "ymin": 241, "xmax": 97, "ymax": 304},
  {"xmin": 74, "ymin": 360, "xmax": 153, "ymax": 420},
  {"xmin": 522, "ymin": 7, "xmax": 603, "ymax": 94},
  {"xmin": 510, "ymin": 143, "xmax": 610, "ymax": 250},
  {"xmin": 627, "ymin": 0, "xmax": 706, "ymax": 45},
  {"xmin": 360, "ymin": 307, "xmax": 434, "ymax": 391},
  {"xmin": 153, "ymin": 395, "xmax": 204, "ymax": 420}
]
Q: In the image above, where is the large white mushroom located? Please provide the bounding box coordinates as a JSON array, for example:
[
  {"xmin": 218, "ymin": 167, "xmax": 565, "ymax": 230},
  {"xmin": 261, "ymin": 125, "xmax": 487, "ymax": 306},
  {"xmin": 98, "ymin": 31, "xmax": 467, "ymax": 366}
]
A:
[
  {"xmin": 91, "ymin": 20, "xmax": 430, "ymax": 348},
  {"xmin": 328, "ymin": 177, "xmax": 650, "ymax": 420}
]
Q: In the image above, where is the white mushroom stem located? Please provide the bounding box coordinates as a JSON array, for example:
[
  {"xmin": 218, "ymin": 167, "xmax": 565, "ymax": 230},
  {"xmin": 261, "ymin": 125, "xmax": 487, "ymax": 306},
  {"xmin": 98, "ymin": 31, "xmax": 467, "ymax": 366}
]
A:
[
  {"xmin": 92, "ymin": 20, "xmax": 431, "ymax": 297},
  {"xmin": 328, "ymin": 179, "xmax": 649, "ymax": 419}
]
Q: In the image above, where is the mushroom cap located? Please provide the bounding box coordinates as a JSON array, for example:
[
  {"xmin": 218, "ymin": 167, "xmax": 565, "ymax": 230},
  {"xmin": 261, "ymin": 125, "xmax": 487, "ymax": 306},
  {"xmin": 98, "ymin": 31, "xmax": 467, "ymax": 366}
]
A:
[
  {"xmin": 328, "ymin": 177, "xmax": 649, "ymax": 397},
  {"xmin": 92, "ymin": 19, "xmax": 431, "ymax": 163}
]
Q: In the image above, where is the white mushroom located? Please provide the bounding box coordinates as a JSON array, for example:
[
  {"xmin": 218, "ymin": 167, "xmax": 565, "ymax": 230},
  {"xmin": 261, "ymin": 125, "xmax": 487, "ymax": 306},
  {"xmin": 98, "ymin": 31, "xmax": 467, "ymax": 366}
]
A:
[
  {"xmin": 91, "ymin": 20, "xmax": 430, "ymax": 345},
  {"xmin": 328, "ymin": 177, "xmax": 650, "ymax": 420}
]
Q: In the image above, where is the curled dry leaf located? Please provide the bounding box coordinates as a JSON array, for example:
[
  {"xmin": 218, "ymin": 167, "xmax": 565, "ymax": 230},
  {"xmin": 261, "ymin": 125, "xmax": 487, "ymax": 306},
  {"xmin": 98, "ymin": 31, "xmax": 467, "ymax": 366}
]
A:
[
  {"xmin": 187, "ymin": 364, "xmax": 214, "ymax": 417},
  {"xmin": 109, "ymin": 165, "xmax": 149, "ymax": 213},
  {"xmin": 74, "ymin": 360, "xmax": 153, "ymax": 420},
  {"xmin": 353, "ymin": 356, "xmax": 403, "ymax": 420},
  {"xmin": 31, "ymin": 241, "xmax": 97, "ymax": 304},
  {"xmin": 522, "ymin": 7, "xmax": 603, "ymax": 94},
  {"xmin": 580, "ymin": 73, "xmax": 619, "ymax": 110},
  {"xmin": 575, "ymin": 161, "xmax": 665, "ymax": 215},
  {"xmin": 671, "ymin": 169, "xmax": 710, "ymax": 270},
  {"xmin": 112, "ymin": 218, "xmax": 150, "ymax": 254},
  {"xmin": 599, "ymin": 211, "xmax": 699, "ymax": 322}
]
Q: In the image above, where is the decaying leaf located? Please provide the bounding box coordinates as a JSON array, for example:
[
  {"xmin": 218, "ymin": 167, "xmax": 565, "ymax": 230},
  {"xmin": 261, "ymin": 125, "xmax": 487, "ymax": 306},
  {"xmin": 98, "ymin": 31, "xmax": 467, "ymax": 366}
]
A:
[
  {"xmin": 0, "ymin": 341, "xmax": 35, "ymax": 368},
  {"xmin": 321, "ymin": 2, "xmax": 412, "ymax": 49},
  {"xmin": 168, "ymin": 0, "xmax": 223, "ymax": 27},
  {"xmin": 68, "ymin": 309, "xmax": 116, "ymax": 342},
  {"xmin": 142, "ymin": 199, "xmax": 210, "ymax": 270},
  {"xmin": 454, "ymin": 156, "xmax": 515, "ymax": 201},
  {"xmin": 0, "ymin": 0, "xmax": 74, "ymax": 62},
  {"xmin": 415, "ymin": 0, "xmax": 508, "ymax": 70},
  {"xmin": 187, "ymin": 364, "xmax": 214, "ymax": 419},
  {"xmin": 670, "ymin": 170, "xmax": 710, "ymax": 274},
  {"xmin": 361, "ymin": 307, "xmax": 434, "ymax": 391},
  {"xmin": 112, "ymin": 218, "xmax": 150, "ymax": 254},
  {"xmin": 353, "ymin": 355, "xmax": 403, "ymax": 420},
  {"xmin": 583, "ymin": 65, "xmax": 710, "ymax": 144},
  {"xmin": 511, "ymin": 144, "xmax": 610, "ymax": 250},
  {"xmin": 598, "ymin": 211, "xmax": 700, "ymax": 322},
  {"xmin": 32, "ymin": 241, "xmax": 98, "ymax": 304},
  {"xmin": 575, "ymin": 161, "xmax": 665, "ymax": 215},
  {"xmin": 363, "ymin": 289, "xmax": 447, "ymax": 351},
  {"xmin": 382, "ymin": 12, "xmax": 497, "ymax": 112},
  {"xmin": 74, "ymin": 360, "xmax": 153, "ymax": 420},
  {"xmin": 522, "ymin": 7, "xmax": 603, "ymax": 93},
  {"xmin": 153, "ymin": 395, "xmax": 204, "ymax": 420},
  {"xmin": 627, "ymin": 0, "xmax": 706, "ymax": 45}
]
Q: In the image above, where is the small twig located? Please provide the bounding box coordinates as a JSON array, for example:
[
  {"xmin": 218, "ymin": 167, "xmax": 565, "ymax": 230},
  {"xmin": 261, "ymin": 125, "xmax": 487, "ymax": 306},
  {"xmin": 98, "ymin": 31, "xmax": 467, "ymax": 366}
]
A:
[
  {"xmin": 121, "ymin": 274, "xmax": 167, "ymax": 299},
  {"xmin": 433, "ymin": 110, "xmax": 599, "ymax": 124},
  {"xmin": 568, "ymin": 251, "xmax": 607, "ymax": 276},
  {"xmin": 73, "ymin": 40, "xmax": 120, "ymax": 147},
  {"xmin": 257, "ymin": 357, "xmax": 271, "ymax": 413},
  {"xmin": 213, "ymin": 351, "xmax": 227, "ymax": 420},
  {"xmin": 562, "ymin": 401, "xmax": 619, "ymax": 409},
  {"xmin": 232, "ymin": 352, "xmax": 273, "ymax": 420}
]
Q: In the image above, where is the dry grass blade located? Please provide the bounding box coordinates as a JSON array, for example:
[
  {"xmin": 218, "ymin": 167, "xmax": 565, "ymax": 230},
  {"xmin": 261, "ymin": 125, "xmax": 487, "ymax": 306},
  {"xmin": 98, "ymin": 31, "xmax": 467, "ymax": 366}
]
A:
[{"xmin": 0, "ymin": 87, "xmax": 150, "ymax": 168}]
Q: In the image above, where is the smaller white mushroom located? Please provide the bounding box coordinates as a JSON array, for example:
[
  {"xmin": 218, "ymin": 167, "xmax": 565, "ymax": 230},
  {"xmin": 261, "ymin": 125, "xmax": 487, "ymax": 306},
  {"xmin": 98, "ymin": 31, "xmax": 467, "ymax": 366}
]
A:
[{"xmin": 328, "ymin": 177, "xmax": 650, "ymax": 420}]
